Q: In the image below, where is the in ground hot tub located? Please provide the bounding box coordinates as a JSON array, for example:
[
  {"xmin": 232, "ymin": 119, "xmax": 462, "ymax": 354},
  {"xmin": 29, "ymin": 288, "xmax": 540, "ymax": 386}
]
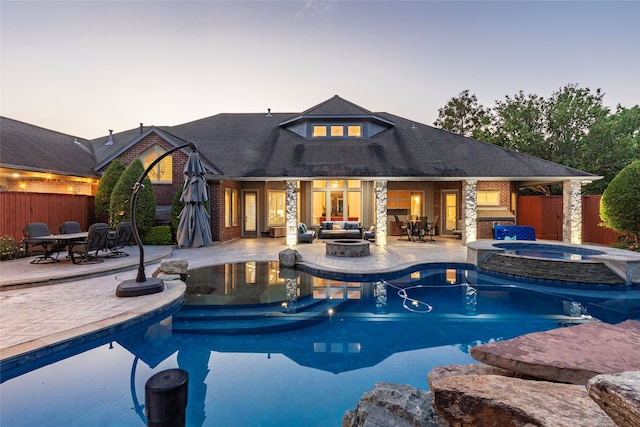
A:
[{"xmin": 326, "ymin": 239, "xmax": 370, "ymax": 257}]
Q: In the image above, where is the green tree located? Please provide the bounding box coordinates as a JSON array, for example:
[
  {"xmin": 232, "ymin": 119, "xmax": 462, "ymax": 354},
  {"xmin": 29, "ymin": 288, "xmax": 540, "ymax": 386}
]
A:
[
  {"xmin": 600, "ymin": 159, "xmax": 640, "ymax": 246},
  {"xmin": 545, "ymin": 84, "xmax": 609, "ymax": 169},
  {"xmin": 434, "ymin": 89, "xmax": 491, "ymax": 139},
  {"xmin": 110, "ymin": 159, "xmax": 156, "ymax": 236},
  {"xmin": 490, "ymin": 91, "xmax": 547, "ymax": 157},
  {"xmin": 580, "ymin": 105, "xmax": 640, "ymax": 194},
  {"xmin": 94, "ymin": 159, "xmax": 125, "ymax": 224}
]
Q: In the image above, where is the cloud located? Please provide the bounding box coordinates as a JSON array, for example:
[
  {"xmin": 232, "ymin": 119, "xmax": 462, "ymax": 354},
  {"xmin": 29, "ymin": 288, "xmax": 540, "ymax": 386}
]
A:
[{"xmin": 294, "ymin": 0, "xmax": 335, "ymax": 20}]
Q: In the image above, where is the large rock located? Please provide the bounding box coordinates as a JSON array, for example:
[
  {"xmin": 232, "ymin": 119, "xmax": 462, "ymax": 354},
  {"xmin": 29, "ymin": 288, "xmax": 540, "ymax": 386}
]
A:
[
  {"xmin": 278, "ymin": 249, "xmax": 302, "ymax": 268},
  {"xmin": 431, "ymin": 374, "xmax": 616, "ymax": 427},
  {"xmin": 427, "ymin": 363, "xmax": 529, "ymax": 390},
  {"xmin": 342, "ymin": 382, "xmax": 446, "ymax": 427},
  {"xmin": 587, "ymin": 371, "xmax": 640, "ymax": 427},
  {"xmin": 156, "ymin": 259, "xmax": 189, "ymax": 275},
  {"xmin": 470, "ymin": 320, "xmax": 640, "ymax": 385}
]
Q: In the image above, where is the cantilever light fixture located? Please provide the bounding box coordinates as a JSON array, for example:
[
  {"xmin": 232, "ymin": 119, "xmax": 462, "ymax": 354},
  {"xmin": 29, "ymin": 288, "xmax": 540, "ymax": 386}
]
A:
[{"xmin": 116, "ymin": 141, "xmax": 198, "ymax": 297}]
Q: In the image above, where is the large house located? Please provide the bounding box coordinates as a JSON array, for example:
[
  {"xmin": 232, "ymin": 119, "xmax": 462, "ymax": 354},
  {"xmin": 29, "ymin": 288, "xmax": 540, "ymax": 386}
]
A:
[{"xmin": 0, "ymin": 95, "xmax": 598, "ymax": 245}]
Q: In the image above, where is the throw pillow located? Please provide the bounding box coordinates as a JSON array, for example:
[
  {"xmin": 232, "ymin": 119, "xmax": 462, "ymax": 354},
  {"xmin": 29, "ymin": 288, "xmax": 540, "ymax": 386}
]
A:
[
  {"xmin": 369, "ymin": 225, "xmax": 376, "ymax": 232},
  {"xmin": 332, "ymin": 224, "xmax": 342, "ymax": 230},
  {"xmin": 300, "ymin": 223, "xmax": 307, "ymax": 233}
]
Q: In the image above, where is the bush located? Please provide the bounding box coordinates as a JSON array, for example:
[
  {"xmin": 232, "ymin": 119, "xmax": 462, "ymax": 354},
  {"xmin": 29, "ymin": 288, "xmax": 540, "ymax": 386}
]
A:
[
  {"xmin": 142, "ymin": 226, "xmax": 174, "ymax": 245},
  {"xmin": 0, "ymin": 235, "xmax": 20, "ymax": 260},
  {"xmin": 95, "ymin": 159, "xmax": 125, "ymax": 224},
  {"xmin": 110, "ymin": 159, "xmax": 156, "ymax": 236},
  {"xmin": 600, "ymin": 159, "xmax": 640, "ymax": 247},
  {"xmin": 170, "ymin": 181, "xmax": 185, "ymax": 235}
]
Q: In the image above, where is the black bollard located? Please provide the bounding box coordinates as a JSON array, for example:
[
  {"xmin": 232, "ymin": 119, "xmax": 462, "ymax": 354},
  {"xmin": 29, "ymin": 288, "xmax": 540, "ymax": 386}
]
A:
[{"xmin": 145, "ymin": 369, "xmax": 189, "ymax": 427}]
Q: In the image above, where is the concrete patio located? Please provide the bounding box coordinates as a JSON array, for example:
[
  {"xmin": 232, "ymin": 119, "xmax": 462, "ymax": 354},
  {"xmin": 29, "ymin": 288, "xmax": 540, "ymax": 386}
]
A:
[{"xmin": 0, "ymin": 236, "xmax": 467, "ymax": 364}]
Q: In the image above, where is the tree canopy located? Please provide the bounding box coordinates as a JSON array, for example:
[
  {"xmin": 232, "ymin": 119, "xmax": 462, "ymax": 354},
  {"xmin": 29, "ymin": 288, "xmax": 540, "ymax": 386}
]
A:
[{"xmin": 434, "ymin": 84, "xmax": 640, "ymax": 194}]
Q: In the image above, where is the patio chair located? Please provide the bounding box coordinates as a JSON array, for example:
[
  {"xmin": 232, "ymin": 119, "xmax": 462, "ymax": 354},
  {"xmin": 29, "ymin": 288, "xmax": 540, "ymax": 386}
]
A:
[
  {"xmin": 23, "ymin": 222, "xmax": 57, "ymax": 264},
  {"xmin": 393, "ymin": 215, "xmax": 409, "ymax": 240},
  {"xmin": 59, "ymin": 221, "xmax": 82, "ymax": 234},
  {"xmin": 58, "ymin": 221, "xmax": 83, "ymax": 254},
  {"xmin": 425, "ymin": 215, "xmax": 439, "ymax": 242},
  {"xmin": 68, "ymin": 222, "xmax": 111, "ymax": 264},
  {"xmin": 106, "ymin": 222, "xmax": 133, "ymax": 257}
]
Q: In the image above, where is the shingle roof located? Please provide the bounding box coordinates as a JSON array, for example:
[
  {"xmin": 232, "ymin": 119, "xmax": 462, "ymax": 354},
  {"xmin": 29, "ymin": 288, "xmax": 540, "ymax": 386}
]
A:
[
  {"xmin": 0, "ymin": 117, "xmax": 98, "ymax": 177},
  {"xmin": 4, "ymin": 95, "xmax": 597, "ymax": 182}
]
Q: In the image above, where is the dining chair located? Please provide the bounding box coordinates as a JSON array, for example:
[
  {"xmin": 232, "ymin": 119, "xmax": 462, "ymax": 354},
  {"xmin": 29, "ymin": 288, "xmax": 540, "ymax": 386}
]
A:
[
  {"xmin": 106, "ymin": 222, "xmax": 133, "ymax": 257},
  {"xmin": 68, "ymin": 223, "xmax": 110, "ymax": 264},
  {"xmin": 23, "ymin": 222, "xmax": 57, "ymax": 264}
]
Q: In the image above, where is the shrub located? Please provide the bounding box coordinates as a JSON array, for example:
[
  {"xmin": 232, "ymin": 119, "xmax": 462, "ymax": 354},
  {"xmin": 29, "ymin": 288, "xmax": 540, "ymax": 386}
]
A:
[
  {"xmin": 110, "ymin": 159, "xmax": 156, "ymax": 236},
  {"xmin": 142, "ymin": 226, "xmax": 174, "ymax": 245},
  {"xmin": 0, "ymin": 235, "xmax": 24, "ymax": 260},
  {"xmin": 95, "ymin": 159, "xmax": 125, "ymax": 225},
  {"xmin": 170, "ymin": 181, "xmax": 185, "ymax": 235},
  {"xmin": 600, "ymin": 159, "xmax": 640, "ymax": 248}
]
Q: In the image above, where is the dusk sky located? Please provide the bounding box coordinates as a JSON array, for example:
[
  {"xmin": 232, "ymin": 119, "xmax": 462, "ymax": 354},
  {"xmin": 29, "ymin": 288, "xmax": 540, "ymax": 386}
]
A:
[{"xmin": 2, "ymin": 1, "xmax": 639, "ymax": 139}]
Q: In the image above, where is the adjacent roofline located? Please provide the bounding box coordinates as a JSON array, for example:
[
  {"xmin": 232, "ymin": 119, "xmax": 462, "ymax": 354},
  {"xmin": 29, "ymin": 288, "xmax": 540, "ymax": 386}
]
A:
[{"xmin": 92, "ymin": 127, "xmax": 222, "ymax": 176}]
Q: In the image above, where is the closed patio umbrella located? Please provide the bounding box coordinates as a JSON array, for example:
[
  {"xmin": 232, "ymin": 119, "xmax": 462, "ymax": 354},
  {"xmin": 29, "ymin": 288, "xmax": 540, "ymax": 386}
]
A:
[{"xmin": 177, "ymin": 151, "xmax": 212, "ymax": 248}]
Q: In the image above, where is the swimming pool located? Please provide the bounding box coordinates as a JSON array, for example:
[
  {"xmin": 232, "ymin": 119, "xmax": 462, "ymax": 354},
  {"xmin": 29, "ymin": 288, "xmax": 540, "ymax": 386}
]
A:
[
  {"xmin": 2, "ymin": 264, "xmax": 639, "ymax": 427},
  {"xmin": 493, "ymin": 242, "xmax": 606, "ymax": 261}
]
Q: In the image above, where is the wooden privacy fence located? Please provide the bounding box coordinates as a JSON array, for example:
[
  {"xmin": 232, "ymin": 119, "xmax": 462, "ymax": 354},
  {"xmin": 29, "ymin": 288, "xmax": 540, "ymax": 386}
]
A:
[
  {"xmin": 0, "ymin": 192, "xmax": 95, "ymax": 242},
  {"xmin": 517, "ymin": 195, "xmax": 622, "ymax": 245}
]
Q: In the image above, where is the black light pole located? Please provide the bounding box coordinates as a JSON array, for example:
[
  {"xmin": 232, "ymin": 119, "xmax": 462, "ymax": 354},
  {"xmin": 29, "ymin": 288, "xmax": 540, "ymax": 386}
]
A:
[{"xmin": 116, "ymin": 141, "xmax": 197, "ymax": 297}]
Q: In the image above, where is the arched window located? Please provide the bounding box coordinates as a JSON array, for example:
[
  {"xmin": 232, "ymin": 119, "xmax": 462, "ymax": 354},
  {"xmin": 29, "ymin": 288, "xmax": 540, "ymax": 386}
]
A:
[{"xmin": 140, "ymin": 145, "xmax": 172, "ymax": 183}]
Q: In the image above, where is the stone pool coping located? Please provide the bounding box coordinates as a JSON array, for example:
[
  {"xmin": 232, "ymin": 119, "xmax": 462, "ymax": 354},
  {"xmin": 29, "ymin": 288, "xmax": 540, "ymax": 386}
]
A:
[{"xmin": 467, "ymin": 240, "xmax": 640, "ymax": 284}]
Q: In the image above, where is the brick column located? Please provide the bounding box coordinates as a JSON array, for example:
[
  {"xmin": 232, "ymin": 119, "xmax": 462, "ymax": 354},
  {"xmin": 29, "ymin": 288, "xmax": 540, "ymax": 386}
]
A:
[
  {"xmin": 563, "ymin": 180, "xmax": 582, "ymax": 244},
  {"xmin": 375, "ymin": 180, "xmax": 387, "ymax": 246},
  {"xmin": 463, "ymin": 180, "xmax": 478, "ymax": 243},
  {"xmin": 286, "ymin": 180, "xmax": 298, "ymax": 246}
]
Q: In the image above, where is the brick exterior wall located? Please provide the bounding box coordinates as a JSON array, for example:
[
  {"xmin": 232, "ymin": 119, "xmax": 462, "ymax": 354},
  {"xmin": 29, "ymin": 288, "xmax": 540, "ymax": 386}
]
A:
[
  {"xmin": 212, "ymin": 180, "xmax": 242, "ymax": 242},
  {"xmin": 113, "ymin": 133, "xmax": 189, "ymax": 206},
  {"xmin": 2, "ymin": 178, "xmax": 96, "ymax": 196},
  {"xmin": 476, "ymin": 181, "xmax": 516, "ymax": 239}
]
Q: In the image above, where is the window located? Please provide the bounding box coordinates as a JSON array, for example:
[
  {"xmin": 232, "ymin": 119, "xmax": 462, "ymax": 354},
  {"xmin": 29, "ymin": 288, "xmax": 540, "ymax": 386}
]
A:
[
  {"xmin": 311, "ymin": 124, "xmax": 362, "ymax": 138},
  {"xmin": 140, "ymin": 146, "xmax": 172, "ymax": 183},
  {"xmin": 312, "ymin": 125, "xmax": 327, "ymax": 137},
  {"xmin": 330, "ymin": 126, "xmax": 344, "ymax": 136},
  {"xmin": 477, "ymin": 191, "xmax": 500, "ymax": 206},
  {"xmin": 312, "ymin": 179, "xmax": 362, "ymax": 223},
  {"xmin": 347, "ymin": 125, "xmax": 362, "ymax": 137},
  {"xmin": 267, "ymin": 190, "xmax": 286, "ymax": 225},
  {"xmin": 225, "ymin": 188, "xmax": 238, "ymax": 227}
]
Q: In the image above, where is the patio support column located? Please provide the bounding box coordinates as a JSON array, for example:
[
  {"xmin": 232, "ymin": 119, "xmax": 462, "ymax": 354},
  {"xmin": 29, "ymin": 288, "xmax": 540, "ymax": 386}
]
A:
[
  {"xmin": 286, "ymin": 180, "xmax": 298, "ymax": 246},
  {"xmin": 563, "ymin": 180, "xmax": 582, "ymax": 244},
  {"xmin": 463, "ymin": 179, "xmax": 477, "ymax": 243},
  {"xmin": 375, "ymin": 180, "xmax": 387, "ymax": 246}
]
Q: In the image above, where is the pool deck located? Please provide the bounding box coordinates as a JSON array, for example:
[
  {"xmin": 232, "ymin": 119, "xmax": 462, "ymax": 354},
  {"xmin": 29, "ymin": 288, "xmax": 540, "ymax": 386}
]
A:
[{"xmin": 0, "ymin": 236, "xmax": 467, "ymax": 365}]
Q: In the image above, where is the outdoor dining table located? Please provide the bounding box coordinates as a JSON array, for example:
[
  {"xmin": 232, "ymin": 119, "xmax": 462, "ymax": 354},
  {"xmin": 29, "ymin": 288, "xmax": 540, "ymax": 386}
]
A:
[{"xmin": 28, "ymin": 232, "xmax": 88, "ymax": 263}]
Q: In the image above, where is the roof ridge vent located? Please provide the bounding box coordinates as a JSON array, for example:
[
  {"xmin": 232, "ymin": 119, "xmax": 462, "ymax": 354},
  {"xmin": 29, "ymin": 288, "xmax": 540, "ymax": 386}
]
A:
[
  {"xmin": 266, "ymin": 108, "xmax": 272, "ymax": 117},
  {"xmin": 106, "ymin": 130, "xmax": 113, "ymax": 145}
]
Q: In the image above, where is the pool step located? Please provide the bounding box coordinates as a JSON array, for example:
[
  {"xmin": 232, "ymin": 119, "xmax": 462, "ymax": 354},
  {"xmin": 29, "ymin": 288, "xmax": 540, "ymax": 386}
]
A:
[{"xmin": 173, "ymin": 299, "xmax": 343, "ymax": 334}]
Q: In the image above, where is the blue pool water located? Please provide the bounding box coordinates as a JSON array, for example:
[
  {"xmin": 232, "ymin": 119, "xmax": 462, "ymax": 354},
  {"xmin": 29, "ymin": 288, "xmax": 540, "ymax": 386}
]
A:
[
  {"xmin": 493, "ymin": 242, "xmax": 606, "ymax": 261},
  {"xmin": 2, "ymin": 264, "xmax": 639, "ymax": 427}
]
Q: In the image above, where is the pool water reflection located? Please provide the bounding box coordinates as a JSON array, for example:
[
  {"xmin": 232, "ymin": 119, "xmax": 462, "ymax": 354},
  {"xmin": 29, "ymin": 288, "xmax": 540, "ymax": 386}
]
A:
[{"xmin": 2, "ymin": 264, "xmax": 639, "ymax": 427}]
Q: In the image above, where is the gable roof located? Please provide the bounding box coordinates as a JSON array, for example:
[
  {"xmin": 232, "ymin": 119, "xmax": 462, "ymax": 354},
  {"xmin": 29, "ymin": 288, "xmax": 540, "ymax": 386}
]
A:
[{"xmin": 0, "ymin": 117, "xmax": 98, "ymax": 177}]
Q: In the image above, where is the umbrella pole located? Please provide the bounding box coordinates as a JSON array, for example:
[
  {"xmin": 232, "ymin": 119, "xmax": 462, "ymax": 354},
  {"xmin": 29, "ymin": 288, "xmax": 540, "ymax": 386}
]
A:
[{"xmin": 117, "ymin": 142, "xmax": 197, "ymax": 297}]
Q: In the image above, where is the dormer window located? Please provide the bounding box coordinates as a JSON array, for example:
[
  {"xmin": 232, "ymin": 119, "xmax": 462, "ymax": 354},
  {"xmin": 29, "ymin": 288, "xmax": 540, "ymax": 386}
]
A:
[{"xmin": 311, "ymin": 124, "xmax": 363, "ymax": 138}]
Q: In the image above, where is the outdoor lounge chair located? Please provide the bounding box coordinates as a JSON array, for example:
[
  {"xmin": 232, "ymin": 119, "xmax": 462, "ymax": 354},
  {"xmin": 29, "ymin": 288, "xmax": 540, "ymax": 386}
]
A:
[
  {"xmin": 106, "ymin": 221, "xmax": 132, "ymax": 257},
  {"xmin": 23, "ymin": 222, "xmax": 57, "ymax": 264},
  {"xmin": 68, "ymin": 222, "xmax": 111, "ymax": 264}
]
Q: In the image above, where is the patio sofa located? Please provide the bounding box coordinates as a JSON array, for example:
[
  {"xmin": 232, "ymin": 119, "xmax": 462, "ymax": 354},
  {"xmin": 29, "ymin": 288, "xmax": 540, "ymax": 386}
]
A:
[
  {"xmin": 318, "ymin": 221, "xmax": 363, "ymax": 239},
  {"xmin": 298, "ymin": 223, "xmax": 316, "ymax": 243}
]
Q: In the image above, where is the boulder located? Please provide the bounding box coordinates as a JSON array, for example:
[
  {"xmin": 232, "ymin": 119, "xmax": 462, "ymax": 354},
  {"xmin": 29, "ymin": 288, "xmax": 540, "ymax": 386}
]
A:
[
  {"xmin": 342, "ymin": 382, "xmax": 446, "ymax": 427},
  {"xmin": 278, "ymin": 249, "xmax": 302, "ymax": 268},
  {"xmin": 470, "ymin": 320, "xmax": 640, "ymax": 385},
  {"xmin": 587, "ymin": 371, "xmax": 640, "ymax": 427},
  {"xmin": 431, "ymin": 374, "xmax": 616, "ymax": 427},
  {"xmin": 427, "ymin": 363, "xmax": 528, "ymax": 390},
  {"xmin": 158, "ymin": 259, "xmax": 189, "ymax": 275}
]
